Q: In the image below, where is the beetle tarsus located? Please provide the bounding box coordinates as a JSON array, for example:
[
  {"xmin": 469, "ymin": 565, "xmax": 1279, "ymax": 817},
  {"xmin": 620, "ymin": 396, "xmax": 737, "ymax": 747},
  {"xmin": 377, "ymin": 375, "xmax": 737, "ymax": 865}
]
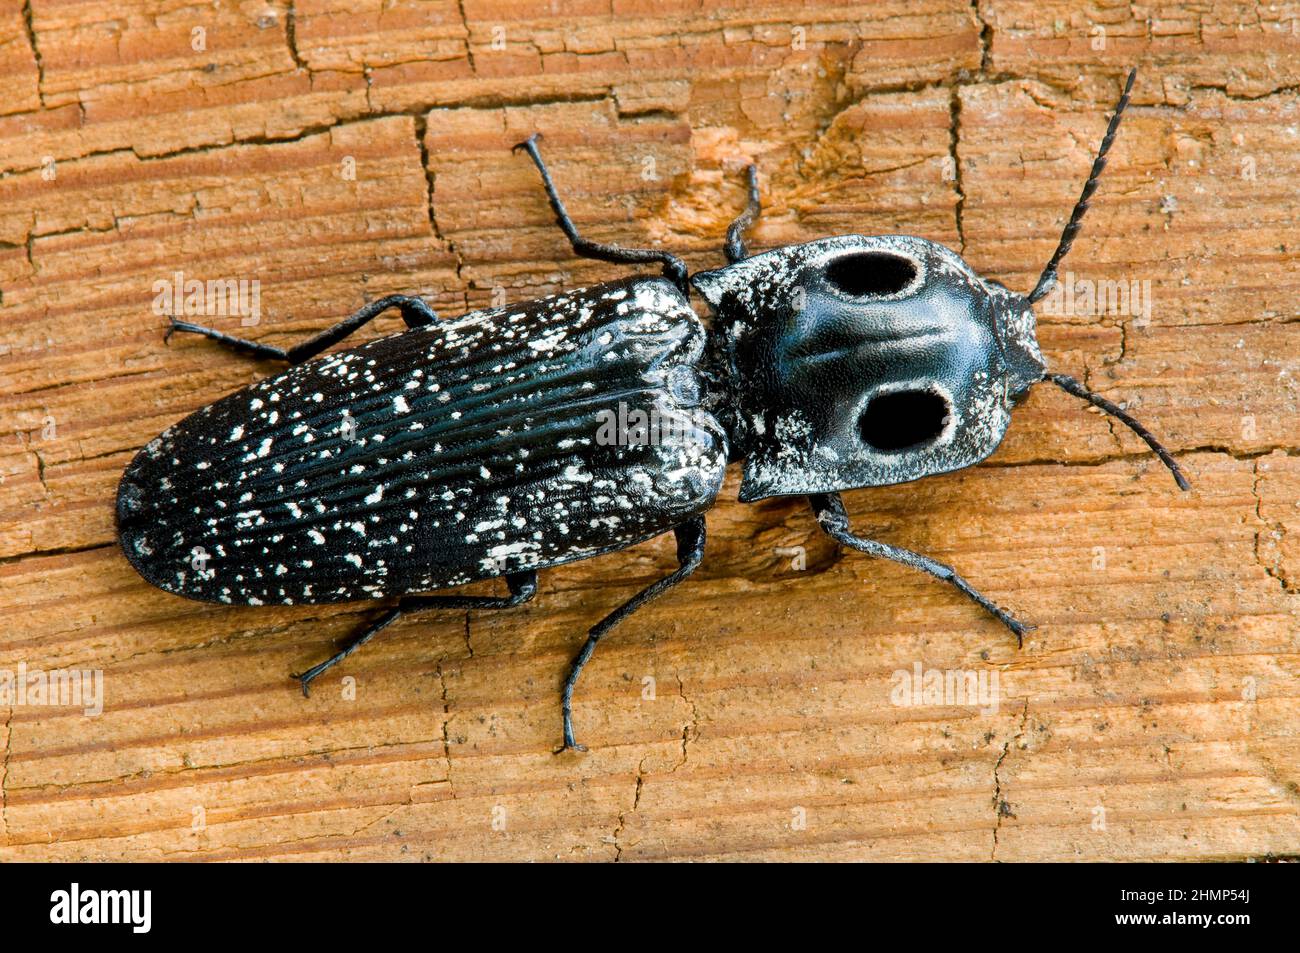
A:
[
  {"xmin": 939, "ymin": 569, "xmax": 1032, "ymax": 647},
  {"xmin": 295, "ymin": 607, "xmax": 403, "ymax": 695},
  {"xmin": 989, "ymin": 606, "xmax": 1034, "ymax": 648},
  {"xmin": 165, "ymin": 317, "xmax": 290, "ymax": 361}
]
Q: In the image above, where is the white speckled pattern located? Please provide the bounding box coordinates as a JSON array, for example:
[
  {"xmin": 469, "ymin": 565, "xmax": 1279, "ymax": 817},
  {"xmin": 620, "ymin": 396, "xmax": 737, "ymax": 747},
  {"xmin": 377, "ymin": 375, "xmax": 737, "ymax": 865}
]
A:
[{"xmin": 117, "ymin": 277, "xmax": 727, "ymax": 605}]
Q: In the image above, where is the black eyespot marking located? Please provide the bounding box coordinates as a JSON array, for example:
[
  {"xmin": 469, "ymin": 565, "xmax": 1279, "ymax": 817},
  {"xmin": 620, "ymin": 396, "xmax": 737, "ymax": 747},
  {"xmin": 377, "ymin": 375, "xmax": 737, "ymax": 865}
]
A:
[
  {"xmin": 824, "ymin": 252, "xmax": 918, "ymax": 298},
  {"xmin": 859, "ymin": 389, "xmax": 950, "ymax": 452}
]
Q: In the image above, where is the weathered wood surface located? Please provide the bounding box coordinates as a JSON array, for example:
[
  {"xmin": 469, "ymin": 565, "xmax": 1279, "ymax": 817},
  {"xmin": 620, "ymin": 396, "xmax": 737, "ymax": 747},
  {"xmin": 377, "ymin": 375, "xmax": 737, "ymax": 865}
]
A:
[{"xmin": 1, "ymin": 0, "xmax": 1298, "ymax": 861}]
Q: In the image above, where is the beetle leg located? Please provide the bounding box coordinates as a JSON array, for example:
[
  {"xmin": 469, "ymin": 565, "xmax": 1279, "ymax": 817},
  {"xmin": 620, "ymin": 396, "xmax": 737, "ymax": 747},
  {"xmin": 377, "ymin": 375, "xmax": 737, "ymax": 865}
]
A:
[
  {"xmin": 292, "ymin": 570, "xmax": 537, "ymax": 696},
  {"xmin": 513, "ymin": 133, "xmax": 690, "ymax": 295},
  {"xmin": 809, "ymin": 492, "xmax": 1032, "ymax": 645},
  {"xmin": 559, "ymin": 515, "xmax": 706, "ymax": 753},
  {"xmin": 724, "ymin": 164, "xmax": 761, "ymax": 263},
  {"xmin": 164, "ymin": 294, "xmax": 439, "ymax": 365}
]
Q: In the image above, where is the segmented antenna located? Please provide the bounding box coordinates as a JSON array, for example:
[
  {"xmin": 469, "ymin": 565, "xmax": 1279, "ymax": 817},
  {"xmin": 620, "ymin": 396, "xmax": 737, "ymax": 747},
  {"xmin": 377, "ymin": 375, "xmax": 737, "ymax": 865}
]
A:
[
  {"xmin": 1027, "ymin": 68, "xmax": 1138, "ymax": 304},
  {"xmin": 1045, "ymin": 373, "xmax": 1190, "ymax": 491}
]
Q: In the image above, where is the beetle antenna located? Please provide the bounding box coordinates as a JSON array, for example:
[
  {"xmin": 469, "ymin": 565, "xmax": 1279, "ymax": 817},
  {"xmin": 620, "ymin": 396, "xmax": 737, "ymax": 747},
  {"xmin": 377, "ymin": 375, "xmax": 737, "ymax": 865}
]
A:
[
  {"xmin": 1027, "ymin": 68, "xmax": 1137, "ymax": 304},
  {"xmin": 1045, "ymin": 372, "xmax": 1189, "ymax": 491}
]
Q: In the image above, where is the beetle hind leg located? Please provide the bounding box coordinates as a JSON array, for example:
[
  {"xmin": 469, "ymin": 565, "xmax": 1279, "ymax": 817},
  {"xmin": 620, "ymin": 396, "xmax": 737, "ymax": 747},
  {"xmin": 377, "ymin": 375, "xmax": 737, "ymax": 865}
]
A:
[
  {"xmin": 165, "ymin": 294, "xmax": 438, "ymax": 366},
  {"xmin": 559, "ymin": 516, "xmax": 706, "ymax": 753},
  {"xmin": 513, "ymin": 133, "xmax": 689, "ymax": 295},
  {"xmin": 809, "ymin": 493, "xmax": 1032, "ymax": 645},
  {"xmin": 293, "ymin": 570, "xmax": 538, "ymax": 696}
]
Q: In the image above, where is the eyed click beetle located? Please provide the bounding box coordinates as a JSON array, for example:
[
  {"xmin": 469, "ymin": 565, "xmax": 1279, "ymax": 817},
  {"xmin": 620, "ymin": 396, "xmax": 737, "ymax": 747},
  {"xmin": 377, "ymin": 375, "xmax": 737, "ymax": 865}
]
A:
[{"xmin": 116, "ymin": 68, "xmax": 1186, "ymax": 751}]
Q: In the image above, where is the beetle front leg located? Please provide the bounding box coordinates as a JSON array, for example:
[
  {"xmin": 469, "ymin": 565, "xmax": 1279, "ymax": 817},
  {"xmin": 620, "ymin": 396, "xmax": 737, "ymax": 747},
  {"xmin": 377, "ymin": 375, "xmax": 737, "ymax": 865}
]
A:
[
  {"xmin": 165, "ymin": 294, "xmax": 439, "ymax": 366},
  {"xmin": 559, "ymin": 515, "xmax": 706, "ymax": 753},
  {"xmin": 809, "ymin": 493, "xmax": 1031, "ymax": 645},
  {"xmin": 513, "ymin": 133, "xmax": 690, "ymax": 295},
  {"xmin": 724, "ymin": 164, "xmax": 761, "ymax": 263},
  {"xmin": 293, "ymin": 570, "xmax": 538, "ymax": 695}
]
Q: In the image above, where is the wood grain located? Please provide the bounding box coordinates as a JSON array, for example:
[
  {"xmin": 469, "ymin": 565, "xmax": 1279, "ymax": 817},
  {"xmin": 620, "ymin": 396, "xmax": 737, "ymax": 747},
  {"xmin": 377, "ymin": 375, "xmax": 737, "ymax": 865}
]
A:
[{"xmin": 0, "ymin": 0, "xmax": 1297, "ymax": 861}]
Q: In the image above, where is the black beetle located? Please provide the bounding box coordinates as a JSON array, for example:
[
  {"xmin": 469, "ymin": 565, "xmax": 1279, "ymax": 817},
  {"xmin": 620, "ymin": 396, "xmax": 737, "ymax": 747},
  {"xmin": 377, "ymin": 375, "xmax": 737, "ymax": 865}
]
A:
[{"xmin": 117, "ymin": 69, "xmax": 1186, "ymax": 750}]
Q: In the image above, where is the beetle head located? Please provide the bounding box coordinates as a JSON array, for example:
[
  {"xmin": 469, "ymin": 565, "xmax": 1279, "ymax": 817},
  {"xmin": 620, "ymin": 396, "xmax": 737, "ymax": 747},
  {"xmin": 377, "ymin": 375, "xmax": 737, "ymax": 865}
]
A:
[{"xmin": 693, "ymin": 235, "xmax": 1044, "ymax": 500}]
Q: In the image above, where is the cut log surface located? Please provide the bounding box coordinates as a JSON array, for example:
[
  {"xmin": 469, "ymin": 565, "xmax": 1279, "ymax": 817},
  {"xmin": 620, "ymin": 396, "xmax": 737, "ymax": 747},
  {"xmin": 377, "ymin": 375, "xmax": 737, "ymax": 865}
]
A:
[{"xmin": 1, "ymin": 0, "xmax": 1297, "ymax": 861}]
